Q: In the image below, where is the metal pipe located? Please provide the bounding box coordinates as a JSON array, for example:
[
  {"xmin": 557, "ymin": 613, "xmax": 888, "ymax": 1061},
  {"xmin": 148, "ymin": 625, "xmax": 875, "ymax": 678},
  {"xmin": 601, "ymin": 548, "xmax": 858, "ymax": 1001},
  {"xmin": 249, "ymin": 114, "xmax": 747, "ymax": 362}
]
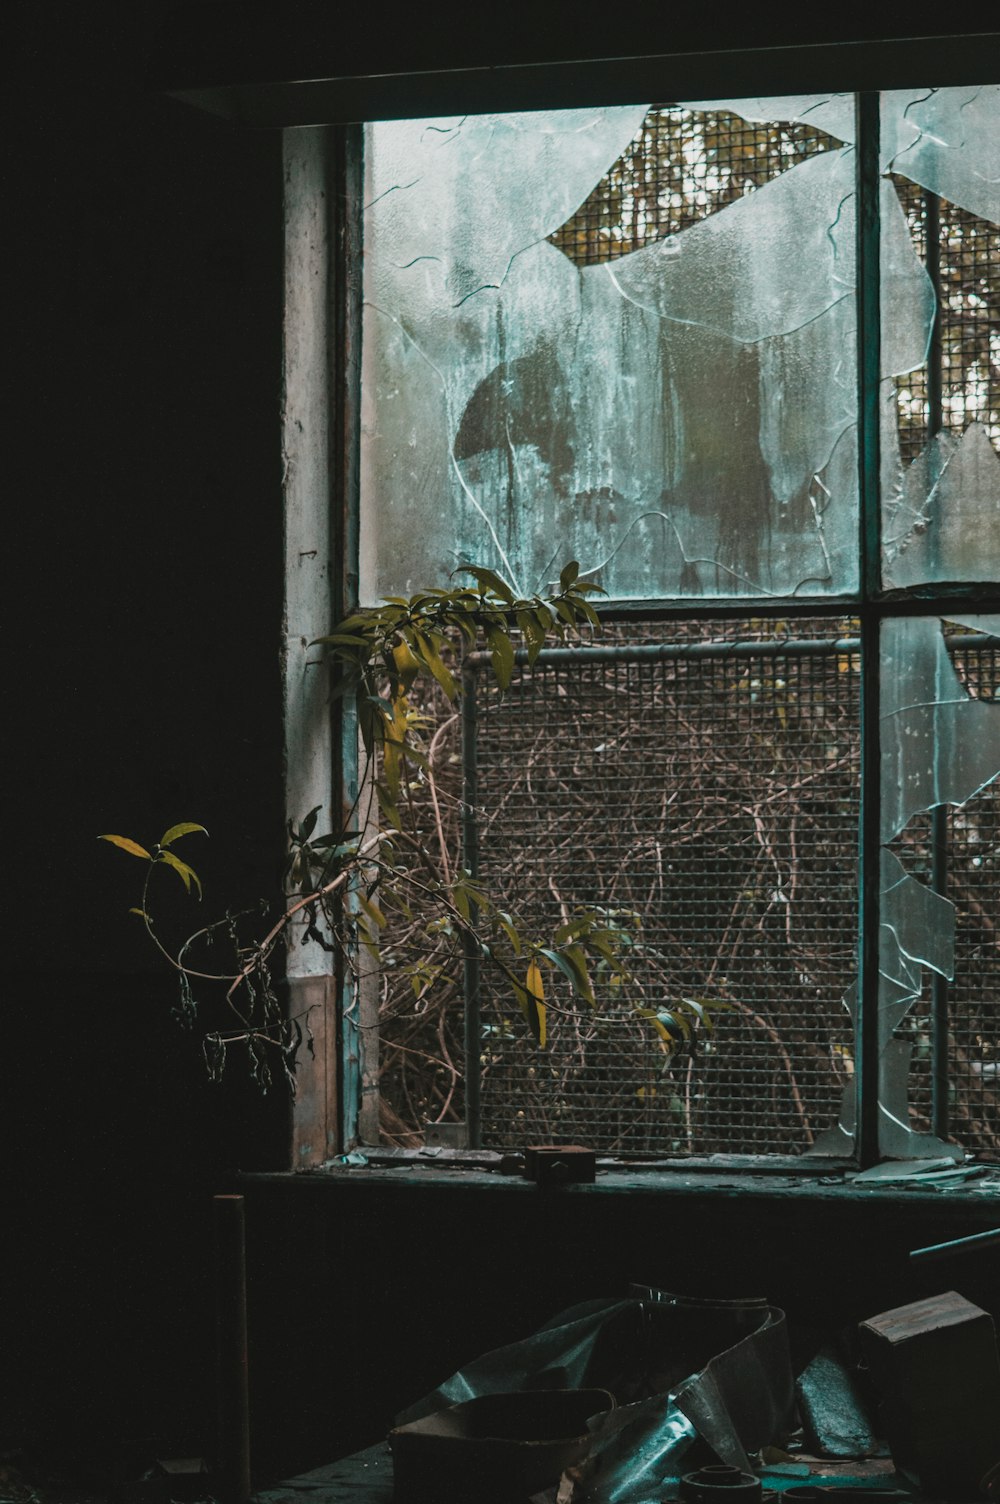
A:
[
  {"xmin": 467, "ymin": 637, "xmax": 864, "ymax": 668},
  {"xmin": 214, "ymin": 1194, "xmax": 251, "ymax": 1504},
  {"xmin": 464, "ymin": 633, "xmax": 994, "ymax": 671},
  {"xmin": 910, "ymin": 1227, "xmax": 1000, "ymax": 1262}
]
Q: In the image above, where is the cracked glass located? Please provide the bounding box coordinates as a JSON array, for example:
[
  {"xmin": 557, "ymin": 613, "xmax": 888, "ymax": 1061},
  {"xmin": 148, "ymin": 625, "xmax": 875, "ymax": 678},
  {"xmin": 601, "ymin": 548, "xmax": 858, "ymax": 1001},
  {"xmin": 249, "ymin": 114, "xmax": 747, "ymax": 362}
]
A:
[
  {"xmin": 879, "ymin": 615, "xmax": 1000, "ymax": 1155},
  {"xmin": 880, "ymin": 86, "xmax": 1000, "ymax": 587},
  {"xmin": 818, "ymin": 614, "xmax": 1000, "ymax": 1158},
  {"xmin": 355, "ymin": 91, "xmax": 999, "ymax": 1163},
  {"xmin": 360, "ymin": 99, "xmax": 862, "ymax": 603}
]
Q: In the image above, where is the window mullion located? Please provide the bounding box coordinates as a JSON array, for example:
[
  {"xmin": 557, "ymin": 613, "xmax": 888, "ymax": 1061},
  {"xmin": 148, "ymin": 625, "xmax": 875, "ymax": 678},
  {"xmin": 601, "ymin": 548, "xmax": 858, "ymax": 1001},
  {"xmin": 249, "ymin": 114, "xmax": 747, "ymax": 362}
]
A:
[{"xmin": 855, "ymin": 90, "xmax": 882, "ymax": 1168}]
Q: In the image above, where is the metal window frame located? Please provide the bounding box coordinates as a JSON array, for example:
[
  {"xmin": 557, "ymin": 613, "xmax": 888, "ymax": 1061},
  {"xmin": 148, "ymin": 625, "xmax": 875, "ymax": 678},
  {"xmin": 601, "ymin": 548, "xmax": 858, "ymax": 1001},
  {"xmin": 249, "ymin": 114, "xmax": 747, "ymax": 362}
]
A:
[{"xmin": 279, "ymin": 61, "xmax": 999, "ymax": 1166}]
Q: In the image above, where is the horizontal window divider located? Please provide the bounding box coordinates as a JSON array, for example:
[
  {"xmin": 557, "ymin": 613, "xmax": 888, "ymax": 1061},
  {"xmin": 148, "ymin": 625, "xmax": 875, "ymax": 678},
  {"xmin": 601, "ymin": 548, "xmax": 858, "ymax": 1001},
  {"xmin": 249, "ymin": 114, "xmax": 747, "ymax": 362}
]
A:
[{"xmin": 464, "ymin": 632, "xmax": 995, "ymax": 671}]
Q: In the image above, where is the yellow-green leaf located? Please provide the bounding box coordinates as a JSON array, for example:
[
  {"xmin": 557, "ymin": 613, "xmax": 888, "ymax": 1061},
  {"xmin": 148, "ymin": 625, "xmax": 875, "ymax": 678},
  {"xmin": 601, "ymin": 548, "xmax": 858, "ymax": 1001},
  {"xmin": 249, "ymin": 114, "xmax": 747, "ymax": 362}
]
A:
[
  {"xmin": 413, "ymin": 629, "xmax": 458, "ymax": 699},
  {"xmin": 158, "ymin": 849, "xmax": 202, "ymax": 898},
  {"xmin": 357, "ymin": 892, "xmax": 386, "ymax": 929},
  {"xmin": 485, "ymin": 626, "xmax": 515, "ymax": 691},
  {"xmin": 160, "ymin": 822, "xmax": 208, "ymax": 847},
  {"xmin": 458, "ymin": 565, "xmax": 515, "ymax": 604},
  {"xmin": 525, "ymin": 959, "xmax": 546, "ymax": 1047},
  {"xmin": 99, "ymin": 834, "xmax": 151, "ymax": 860}
]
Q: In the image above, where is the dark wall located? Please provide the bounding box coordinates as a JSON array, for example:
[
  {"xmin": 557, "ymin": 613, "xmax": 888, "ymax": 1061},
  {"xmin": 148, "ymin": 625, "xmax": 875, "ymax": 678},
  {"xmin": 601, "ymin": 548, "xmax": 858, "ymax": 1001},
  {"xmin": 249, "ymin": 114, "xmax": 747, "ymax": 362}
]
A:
[
  {"xmin": 242, "ymin": 1174, "xmax": 1000, "ymax": 1482},
  {"xmin": 8, "ymin": 0, "xmax": 284, "ymax": 1477},
  {"xmin": 6, "ymin": 5, "xmax": 998, "ymax": 1491}
]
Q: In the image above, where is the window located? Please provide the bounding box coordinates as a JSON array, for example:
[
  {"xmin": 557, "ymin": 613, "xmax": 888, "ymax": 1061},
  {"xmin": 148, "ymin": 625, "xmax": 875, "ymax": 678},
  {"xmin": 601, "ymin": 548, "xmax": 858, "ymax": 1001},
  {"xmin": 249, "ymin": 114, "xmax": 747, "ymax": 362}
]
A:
[{"xmin": 344, "ymin": 88, "xmax": 999, "ymax": 1167}]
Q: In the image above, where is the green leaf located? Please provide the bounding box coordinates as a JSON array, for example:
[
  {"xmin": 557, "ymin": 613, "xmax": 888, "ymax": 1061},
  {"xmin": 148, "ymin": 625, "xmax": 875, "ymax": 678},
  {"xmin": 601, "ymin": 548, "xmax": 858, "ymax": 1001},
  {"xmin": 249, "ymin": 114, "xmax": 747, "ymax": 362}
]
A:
[
  {"xmin": 159, "ymin": 822, "xmax": 208, "ymax": 848},
  {"xmin": 303, "ymin": 807, "xmax": 323, "ymax": 841},
  {"xmin": 412, "ymin": 630, "xmax": 458, "ymax": 699},
  {"xmin": 562, "ymin": 944, "xmax": 596, "ymax": 1006},
  {"xmin": 485, "ymin": 625, "xmax": 516, "ymax": 691},
  {"xmin": 314, "ymin": 632, "xmax": 373, "ymax": 648},
  {"xmin": 313, "ymin": 613, "xmax": 372, "ymax": 641},
  {"xmin": 642, "ymin": 1008, "xmax": 691, "ymax": 1042},
  {"xmin": 536, "ymin": 946, "xmax": 578, "ymax": 989},
  {"xmin": 356, "ymin": 892, "xmax": 386, "ymax": 929},
  {"xmin": 559, "ymin": 559, "xmax": 580, "ymax": 590},
  {"xmin": 99, "ymin": 834, "xmax": 152, "ymax": 860},
  {"xmin": 129, "ymin": 908, "xmax": 151, "ymax": 920},
  {"xmin": 679, "ymin": 997, "xmax": 714, "ymax": 1032},
  {"xmin": 356, "ymin": 917, "xmax": 381, "ymax": 966},
  {"xmin": 525, "ymin": 959, "xmax": 546, "ymax": 1047},
  {"xmin": 492, "ymin": 910, "xmax": 522, "ymax": 956},
  {"xmin": 158, "ymin": 849, "xmax": 203, "ymax": 899},
  {"xmin": 457, "ymin": 565, "xmax": 515, "ymax": 605},
  {"xmin": 375, "ymin": 781, "xmax": 402, "ymax": 832}
]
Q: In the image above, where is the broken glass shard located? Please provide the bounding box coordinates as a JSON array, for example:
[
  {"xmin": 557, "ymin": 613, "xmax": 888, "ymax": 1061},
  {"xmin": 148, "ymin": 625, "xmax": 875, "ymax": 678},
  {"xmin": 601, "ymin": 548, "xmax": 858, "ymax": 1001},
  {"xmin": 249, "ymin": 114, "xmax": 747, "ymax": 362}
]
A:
[
  {"xmin": 689, "ymin": 93, "xmax": 855, "ymax": 145},
  {"xmin": 879, "ymin": 617, "xmax": 999, "ymax": 1158},
  {"xmin": 881, "ymin": 616, "xmax": 1000, "ymax": 843},
  {"xmin": 817, "ymin": 616, "xmax": 999, "ymax": 1160},
  {"xmin": 881, "ymin": 86, "xmax": 1000, "ymax": 224},
  {"xmin": 884, "ymin": 424, "xmax": 1000, "ymax": 586},
  {"xmin": 879, "ymin": 86, "xmax": 999, "ymax": 586}
]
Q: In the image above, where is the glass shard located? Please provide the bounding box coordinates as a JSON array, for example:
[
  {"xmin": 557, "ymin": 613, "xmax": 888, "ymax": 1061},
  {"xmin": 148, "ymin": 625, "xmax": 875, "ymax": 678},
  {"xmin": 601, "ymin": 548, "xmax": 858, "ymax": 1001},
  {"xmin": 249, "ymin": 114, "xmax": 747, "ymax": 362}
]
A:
[
  {"xmin": 881, "ymin": 616, "xmax": 1000, "ymax": 843},
  {"xmin": 880, "ymin": 86, "xmax": 1000, "ymax": 587},
  {"xmin": 881, "ymin": 86, "xmax": 1000, "ymax": 224},
  {"xmin": 884, "ymin": 423, "xmax": 1000, "ymax": 586},
  {"xmin": 361, "ymin": 102, "xmax": 860, "ymax": 603},
  {"xmin": 689, "ymin": 93, "xmax": 856, "ymax": 145},
  {"xmin": 879, "ymin": 617, "xmax": 999, "ymax": 1157},
  {"xmin": 818, "ymin": 617, "xmax": 999, "ymax": 1159}
]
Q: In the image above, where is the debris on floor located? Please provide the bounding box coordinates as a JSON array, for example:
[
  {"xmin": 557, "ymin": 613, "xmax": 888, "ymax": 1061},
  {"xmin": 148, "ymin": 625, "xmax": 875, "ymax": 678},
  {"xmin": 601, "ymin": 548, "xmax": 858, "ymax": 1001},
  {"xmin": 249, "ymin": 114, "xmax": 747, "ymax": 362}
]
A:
[{"xmin": 262, "ymin": 1283, "xmax": 999, "ymax": 1502}]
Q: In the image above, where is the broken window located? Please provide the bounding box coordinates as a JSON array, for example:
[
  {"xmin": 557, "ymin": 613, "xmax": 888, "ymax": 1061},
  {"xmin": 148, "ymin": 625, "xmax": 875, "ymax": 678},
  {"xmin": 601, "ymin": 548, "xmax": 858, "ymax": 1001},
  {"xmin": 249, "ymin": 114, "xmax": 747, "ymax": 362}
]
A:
[{"xmin": 353, "ymin": 90, "xmax": 999, "ymax": 1161}]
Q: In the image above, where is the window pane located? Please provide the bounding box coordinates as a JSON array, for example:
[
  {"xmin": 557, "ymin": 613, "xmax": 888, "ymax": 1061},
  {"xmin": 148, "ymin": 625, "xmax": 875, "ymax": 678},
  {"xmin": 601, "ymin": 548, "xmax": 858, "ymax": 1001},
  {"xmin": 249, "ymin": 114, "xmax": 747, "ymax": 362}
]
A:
[
  {"xmin": 467, "ymin": 620, "xmax": 859, "ymax": 1155},
  {"xmin": 361, "ymin": 100, "xmax": 860, "ymax": 604},
  {"xmin": 880, "ymin": 616, "xmax": 999, "ymax": 1156},
  {"xmin": 881, "ymin": 87, "xmax": 1000, "ymax": 587}
]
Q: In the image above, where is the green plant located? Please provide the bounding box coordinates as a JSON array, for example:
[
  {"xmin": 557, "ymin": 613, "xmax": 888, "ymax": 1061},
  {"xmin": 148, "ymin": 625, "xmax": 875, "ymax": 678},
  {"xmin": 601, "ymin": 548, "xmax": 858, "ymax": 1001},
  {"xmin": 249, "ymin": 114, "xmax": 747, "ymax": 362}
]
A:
[{"xmin": 101, "ymin": 563, "xmax": 716, "ymax": 1098}]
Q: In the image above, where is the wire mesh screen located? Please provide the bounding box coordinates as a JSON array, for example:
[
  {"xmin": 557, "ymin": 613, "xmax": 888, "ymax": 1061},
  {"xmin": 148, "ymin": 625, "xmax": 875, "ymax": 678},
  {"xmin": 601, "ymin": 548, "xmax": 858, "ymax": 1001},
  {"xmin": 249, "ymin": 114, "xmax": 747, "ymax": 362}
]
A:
[
  {"xmin": 469, "ymin": 620, "xmax": 860, "ymax": 1155},
  {"xmin": 548, "ymin": 106, "xmax": 840, "ymax": 263},
  {"xmin": 891, "ymin": 177, "xmax": 1000, "ymax": 464}
]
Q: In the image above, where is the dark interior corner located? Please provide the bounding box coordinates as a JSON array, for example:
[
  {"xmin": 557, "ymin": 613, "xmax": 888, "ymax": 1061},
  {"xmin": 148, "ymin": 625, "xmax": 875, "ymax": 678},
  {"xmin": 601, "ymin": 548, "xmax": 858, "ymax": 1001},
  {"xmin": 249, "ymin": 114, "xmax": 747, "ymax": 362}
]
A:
[{"xmin": 6, "ymin": 6, "xmax": 999, "ymax": 1500}]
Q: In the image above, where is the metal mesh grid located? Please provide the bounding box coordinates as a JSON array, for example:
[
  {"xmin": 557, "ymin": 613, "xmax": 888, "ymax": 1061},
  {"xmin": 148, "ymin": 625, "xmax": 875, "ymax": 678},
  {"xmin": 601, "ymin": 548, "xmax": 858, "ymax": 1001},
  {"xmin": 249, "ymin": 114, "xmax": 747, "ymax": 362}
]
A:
[
  {"xmin": 888, "ymin": 633, "xmax": 1000, "ymax": 1156},
  {"xmin": 470, "ymin": 619, "xmax": 860, "ymax": 1155},
  {"xmin": 891, "ymin": 177, "xmax": 1000, "ymax": 464},
  {"xmin": 548, "ymin": 106, "xmax": 840, "ymax": 264}
]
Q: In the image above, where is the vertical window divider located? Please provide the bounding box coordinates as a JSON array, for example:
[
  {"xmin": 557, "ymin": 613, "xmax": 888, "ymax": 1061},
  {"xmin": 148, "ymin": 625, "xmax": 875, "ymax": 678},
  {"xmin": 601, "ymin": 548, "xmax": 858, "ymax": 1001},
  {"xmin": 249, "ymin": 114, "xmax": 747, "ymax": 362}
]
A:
[
  {"xmin": 924, "ymin": 187, "xmax": 951, "ymax": 1142},
  {"xmin": 335, "ymin": 123, "xmax": 369, "ymax": 1149},
  {"xmin": 461, "ymin": 660, "xmax": 483, "ymax": 1148},
  {"xmin": 856, "ymin": 90, "xmax": 883, "ymax": 1168}
]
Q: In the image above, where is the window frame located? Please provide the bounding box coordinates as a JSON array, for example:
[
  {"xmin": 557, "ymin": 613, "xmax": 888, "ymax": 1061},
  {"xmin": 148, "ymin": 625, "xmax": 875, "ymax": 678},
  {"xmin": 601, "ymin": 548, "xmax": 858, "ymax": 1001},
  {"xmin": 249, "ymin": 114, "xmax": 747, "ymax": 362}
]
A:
[{"xmin": 272, "ymin": 48, "xmax": 999, "ymax": 1170}]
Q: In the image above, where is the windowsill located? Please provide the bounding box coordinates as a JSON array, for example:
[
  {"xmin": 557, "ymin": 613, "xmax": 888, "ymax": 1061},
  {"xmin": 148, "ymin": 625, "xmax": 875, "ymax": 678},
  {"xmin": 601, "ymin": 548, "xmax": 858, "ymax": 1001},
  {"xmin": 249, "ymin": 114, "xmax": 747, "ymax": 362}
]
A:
[{"xmin": 242, "ymin": 1152, "xmax": 1000, "ymax": 1206}]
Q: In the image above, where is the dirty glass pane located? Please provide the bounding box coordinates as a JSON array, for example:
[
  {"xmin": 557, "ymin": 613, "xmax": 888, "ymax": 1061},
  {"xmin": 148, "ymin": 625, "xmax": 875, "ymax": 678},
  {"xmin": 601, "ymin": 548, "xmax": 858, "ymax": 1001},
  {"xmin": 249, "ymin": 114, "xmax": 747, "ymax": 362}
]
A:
[
  {"xmin": 880, "ymin": 87, "xmax": 1000, "ymax": 587},
  {"xmin": 361, "ymin": 100, "xmax": 859, "ymax": 604},
  {"xmin": 878, "ymin": 616, "xmax": 1000, "ymax": 1156}
]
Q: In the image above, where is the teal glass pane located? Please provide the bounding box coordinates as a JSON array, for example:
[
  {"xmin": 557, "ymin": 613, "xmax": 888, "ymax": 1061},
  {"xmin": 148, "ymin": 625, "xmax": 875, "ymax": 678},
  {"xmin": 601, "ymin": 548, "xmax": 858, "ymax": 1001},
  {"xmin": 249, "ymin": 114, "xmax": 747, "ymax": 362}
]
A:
[
  {"xmin": 878, "ymin": 615, "xmax": 1000, "ymax": 1156},
  {"xmin": 360, "ymin": 99, "xmax": 861, "ymax": 603},
  {"xmin": 880, "ymin": 87, "xmax": 1000, "ymax": 588}
]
